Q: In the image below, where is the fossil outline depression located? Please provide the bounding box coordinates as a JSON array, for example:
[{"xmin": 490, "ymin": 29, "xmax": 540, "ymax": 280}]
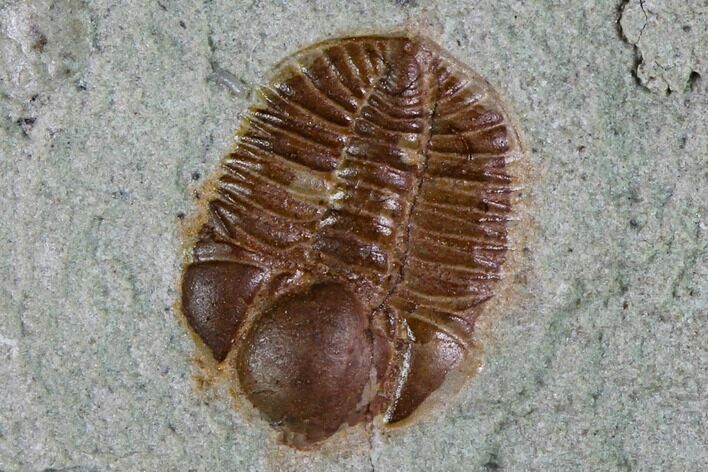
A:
[{"xmin": 179, "ymin": 32, "xmax": 525, "ymax": 448}]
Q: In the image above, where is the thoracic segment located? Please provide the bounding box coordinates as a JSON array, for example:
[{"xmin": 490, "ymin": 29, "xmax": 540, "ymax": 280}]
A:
[{"xmin": 181, "ymin": 35, "xmax": 518, "ymax": 447}]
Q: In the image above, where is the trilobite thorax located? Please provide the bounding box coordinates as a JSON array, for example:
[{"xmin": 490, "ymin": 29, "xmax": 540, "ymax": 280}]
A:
[{"xmin": 180, "ymin": 34, "xmax": 522, "ymax": 448}]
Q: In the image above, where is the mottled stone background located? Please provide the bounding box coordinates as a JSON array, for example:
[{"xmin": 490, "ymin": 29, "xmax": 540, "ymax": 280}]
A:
[{"xmin": 1, "ymin": 0, "xmax": 705, "ymax": 470}]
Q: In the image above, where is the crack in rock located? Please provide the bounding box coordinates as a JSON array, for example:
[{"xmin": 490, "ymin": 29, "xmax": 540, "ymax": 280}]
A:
[{"xmin": 617, "ymin": 0, "xmax": 706, "ymax": 94}]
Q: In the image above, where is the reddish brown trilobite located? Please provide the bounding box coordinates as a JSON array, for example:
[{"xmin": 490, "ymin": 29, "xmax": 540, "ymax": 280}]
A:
[{"xmin": 180, "ymin": 33, "xmax": 523, "ymax": 448}]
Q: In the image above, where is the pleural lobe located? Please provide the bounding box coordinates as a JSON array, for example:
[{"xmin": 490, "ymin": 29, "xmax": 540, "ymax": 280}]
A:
[{"xmin": 180, "ymin": 34, "xmax": 522, "ymax": 446}]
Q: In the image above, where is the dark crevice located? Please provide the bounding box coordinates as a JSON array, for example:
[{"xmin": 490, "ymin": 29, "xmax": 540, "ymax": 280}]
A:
[
  {"xmin": 617, "ymin": 0, "xmax": 651, "ymax": 91},
  {"xmin": 615, "ymin": 0, "xmax": 631, "ymax": 39},
  {"xmin": 637, "ymin": 0, "xmax": 649, "ymax": 43},
  {"xmin": 686, "ymin": 71, "xmax": 701, "ymax": 92}
]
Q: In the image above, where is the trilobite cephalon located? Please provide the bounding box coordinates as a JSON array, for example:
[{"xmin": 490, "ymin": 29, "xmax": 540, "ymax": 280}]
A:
[{"xmin": 180, "ymin": 33, "xmax": 524, "ymax": 448}]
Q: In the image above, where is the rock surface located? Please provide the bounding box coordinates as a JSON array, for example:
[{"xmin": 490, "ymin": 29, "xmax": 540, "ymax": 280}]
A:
[
  {"xmin": 1, "ymin": 0, "xmax": 705, "ymax": 470},
  {"xmin": 619, "ymin": 0, "xmax": 705, "ymax": 94}
]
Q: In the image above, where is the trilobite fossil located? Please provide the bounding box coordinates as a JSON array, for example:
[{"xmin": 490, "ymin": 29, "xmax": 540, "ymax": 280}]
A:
[{"xmin": 179, "ymin": 32, "xmax": 524, "ymax": 448}]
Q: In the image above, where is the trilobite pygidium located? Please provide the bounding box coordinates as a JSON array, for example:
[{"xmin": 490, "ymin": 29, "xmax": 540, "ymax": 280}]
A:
[{"xmin": 181, "ymin": 33, "xmax": 523, "ymax": 448}]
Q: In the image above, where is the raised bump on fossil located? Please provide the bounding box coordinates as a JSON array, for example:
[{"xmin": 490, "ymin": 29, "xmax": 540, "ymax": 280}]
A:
[{"xmin": 180, "ymin": 33, "xmax": 523, "ymax": 448}]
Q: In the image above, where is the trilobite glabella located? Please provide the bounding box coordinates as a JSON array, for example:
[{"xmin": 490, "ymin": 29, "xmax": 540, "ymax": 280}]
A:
[{"xmin": 180, "ymin": 33, "xmax": 524, "ymax": 448}]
